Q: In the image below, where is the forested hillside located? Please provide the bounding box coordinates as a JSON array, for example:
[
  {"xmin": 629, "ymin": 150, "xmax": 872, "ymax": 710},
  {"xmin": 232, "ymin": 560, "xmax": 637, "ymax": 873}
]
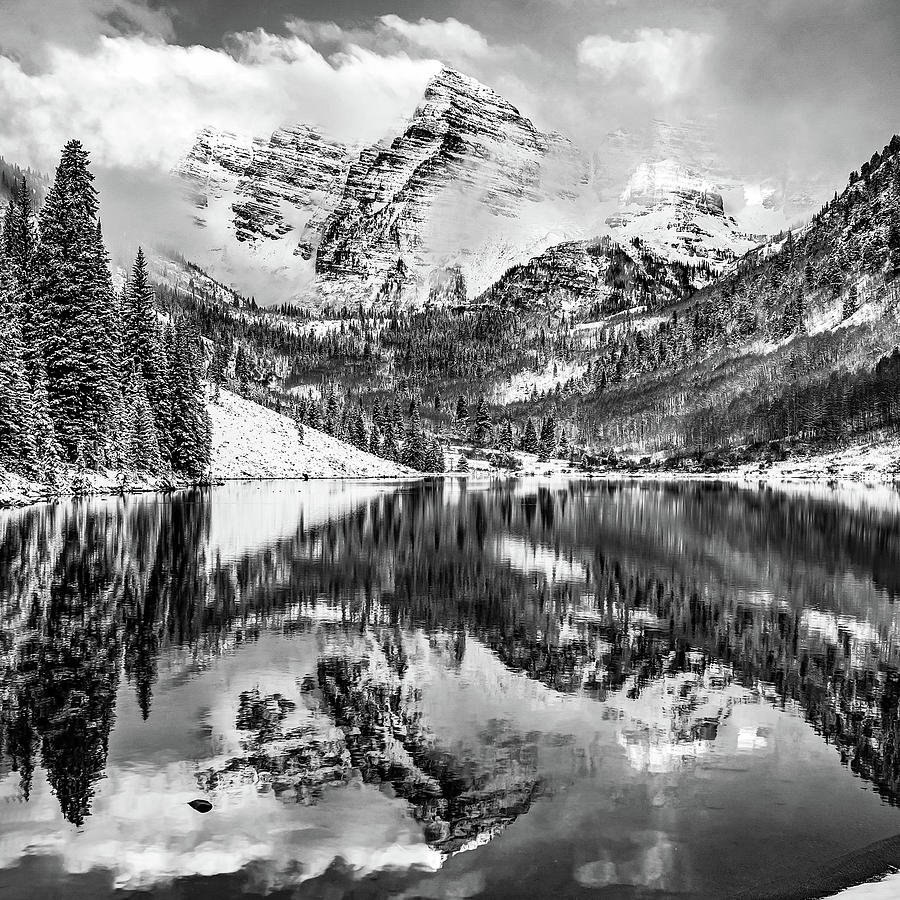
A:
[
  {"xmin": 157, "ymin": 134, "xmax": 900, "ymax": 470},
  {"xmin": 5, "ymin": 132, "xmax": 898, "ymax": 485},
  {"xmin": 0, "ymin": 142, "xmax": 212, "ymax": 489}
]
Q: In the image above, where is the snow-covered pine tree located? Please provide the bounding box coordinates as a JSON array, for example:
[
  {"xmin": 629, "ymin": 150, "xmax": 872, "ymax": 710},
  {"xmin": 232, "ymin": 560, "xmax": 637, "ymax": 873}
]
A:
[
  {"xmin": 123, "ymin": 248, "xmax": 167, "ymax": 416},
  {"xmin": 402, "ymin": 402, "xmax": 425, "ymax": 470},
  {"xmin": 126, "ymin": 371, "xmax": 163, "ymax": 473},
  {"xmin": 168, "ymin": 319, "xmax": 210, "ymax": 478},
  {"xmin": 520, "ymin": 418, "xmax": 538, "ymax": 454},
  {"xmin": 539, "ymin": 413, "xmax": 557, "ymax": 460},
  {"xmin": 0, "ymin": 249, "xmax": 31, "ymax": 472},
  {"xmin": 455, "ymin": 395, "xmax": 467, "ymax": 427},
  {"xmin": 35, "ymin": 141, "xmax": 120, "ymax": 465},
  {"xmin": 5, "ymin": 179, "xmax": 42, "ymax": 386},
  {"xmin": 470, "ymin": 394, "xmax": 492, "ymax": 447},
  {"xmin": 498, "ymin": 418, "xmax": 514, "ymax": 452}
]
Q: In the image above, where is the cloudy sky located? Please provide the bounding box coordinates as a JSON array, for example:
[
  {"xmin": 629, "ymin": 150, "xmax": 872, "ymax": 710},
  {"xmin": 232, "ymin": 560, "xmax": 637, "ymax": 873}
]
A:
[{"xmin": 0, "ymin": 0, "xmax": 898, "ymax": 252}]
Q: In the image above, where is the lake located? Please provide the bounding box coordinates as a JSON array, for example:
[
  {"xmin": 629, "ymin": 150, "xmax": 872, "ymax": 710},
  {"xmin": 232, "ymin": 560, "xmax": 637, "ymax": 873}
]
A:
[{"xmin": 1, "ymin": 478, "xmax": 900, "ymax": 899}]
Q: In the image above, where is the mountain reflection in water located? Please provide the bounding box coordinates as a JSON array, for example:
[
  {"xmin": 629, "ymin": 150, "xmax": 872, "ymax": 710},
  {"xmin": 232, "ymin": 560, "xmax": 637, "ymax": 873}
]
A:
[{"xmin": 1, "ymin": 479, "xmax": 900, "ymax": 899}]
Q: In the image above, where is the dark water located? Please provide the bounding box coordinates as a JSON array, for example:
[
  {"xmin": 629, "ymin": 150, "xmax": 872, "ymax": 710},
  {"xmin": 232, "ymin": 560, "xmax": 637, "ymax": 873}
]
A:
[{"xmin": 2, "ymin": 479, "xmax": 900, "ymax": 899}]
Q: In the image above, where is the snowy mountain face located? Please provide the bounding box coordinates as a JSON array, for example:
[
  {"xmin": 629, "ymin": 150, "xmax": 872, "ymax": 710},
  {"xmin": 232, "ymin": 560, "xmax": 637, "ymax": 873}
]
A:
[
  {"xmin": 477, "ymin": 235, "xmax": 699, "ymax": 316},
  {"xmin": 175, "ymin": 125, "xmax": 354, "ymax": 292},
  {"xmin": 176, "ymin": 68, "xmax": 597, "ymax": 306},
  {"xmin": 175, "ymin": 74, "xmax": 813, "ymax": 307},
  {"xmin": 313, "ymin": 67, "xmax": 591, "ymax": 305},
  {"xmin": 593, "ymin": 119, "xmax": 832, "ymax": 269}
]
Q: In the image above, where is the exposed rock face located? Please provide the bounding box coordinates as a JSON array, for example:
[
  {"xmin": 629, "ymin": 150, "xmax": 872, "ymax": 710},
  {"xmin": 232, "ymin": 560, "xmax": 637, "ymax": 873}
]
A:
[
  {"xmin": 176, "ymin": 67, "xmax": 592, "ymax": 305},
  {"xmin": 176, "ymin": 126, "xmax": 255, "ymax": 217},
  {"xmin": 175, "ymin": 80, "xmax": 823, "ymax": 305},
  {"xmin": 231, "ymin": 125, "xmax": 352, "ymax": 250},
  {"xmin": 175, "ymin": 124, "xmax": 352, "ymax": 256},
  {"xmin": 477, "ymin": 235, "xmax": 699, "ymax": 315},
  {"xmin": 313, "ymin": 67, "xmax": 589, "ymax": 305}
]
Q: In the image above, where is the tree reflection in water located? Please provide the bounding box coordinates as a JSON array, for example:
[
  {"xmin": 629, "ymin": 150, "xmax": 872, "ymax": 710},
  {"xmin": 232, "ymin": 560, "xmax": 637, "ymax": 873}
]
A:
[{"xmin": 1, "ymin": 478, "xmax": 900, "ymax": 839}]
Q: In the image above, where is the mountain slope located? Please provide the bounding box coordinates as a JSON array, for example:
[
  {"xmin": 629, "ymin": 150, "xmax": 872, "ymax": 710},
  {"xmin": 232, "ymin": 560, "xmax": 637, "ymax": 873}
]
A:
[
  {"xmin": 562, "ymin": 133, "xmax": 900, "ymax": 455},
  {"xmin": 313, "ymin": 67, "xmax": 589, "ymax": 304},
  {"xmin": 209, "ymin": 388, "xmax": 412, "ymax": 479},
  {"xmin": 177, "ymin": 67, "xmax": 593, "ymax": 306}
]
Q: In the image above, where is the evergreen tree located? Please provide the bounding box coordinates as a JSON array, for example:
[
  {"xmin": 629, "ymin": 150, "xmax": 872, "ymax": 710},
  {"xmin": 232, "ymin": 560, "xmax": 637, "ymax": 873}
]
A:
[
  {"xmin": 498, "ymin": 417, "xmax": 514, "ymax": 452},
  {"xmin": 123, "ymin": 248, "xmax": 166, "ymax": 418},
  {"xmin": 520, "ymin": 418, "xmax": 538, "ymax": 454},
  {"xmin": 0, "ymin": 253, "xmax": 30, "ymax": 472},
  {"xmin": 126, "ymin": 371, "xmax": 163, "ymax": 473},
  {"xmin": 35, "ymin": 141, "xmax": 120, "ymax": 464},
  {"xmin": 455, "ymin": 395, "xmax": 468, "ymax": 427},
  {"xmin": 539, "ymin": 412, "xmax": 557, "ymax": 460},
  {"xmin": 402, "ymin": 402, "xmax": 425, "ymax": 470},
  {"xmin": 470, "ymin": 394, "xmax": 492, "ymax": 447},
  {"xmin": 843, "ymin": 283, "xmax": 859, "ymax": 320},
  {"xmin": 168, "ymin": 319, "xmax": 210, "ymax": 478}
]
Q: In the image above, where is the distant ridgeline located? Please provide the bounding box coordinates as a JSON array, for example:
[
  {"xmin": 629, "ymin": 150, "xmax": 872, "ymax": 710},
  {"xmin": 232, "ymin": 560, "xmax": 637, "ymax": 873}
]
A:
[
  {"xmin": 154, "ymin": 133, "xmax": 900, "ymax": 464},
  {"xmin": 0, "ymin": 142, "xmax": 211, "ymax": 484},
  {"xmin": 0, "ymin": 155, "xmax": 48, "ymax": 207}
]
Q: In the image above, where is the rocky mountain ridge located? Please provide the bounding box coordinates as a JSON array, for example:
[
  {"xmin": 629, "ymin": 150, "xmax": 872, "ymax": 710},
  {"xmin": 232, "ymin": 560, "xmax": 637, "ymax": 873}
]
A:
[{"xmin": 177, "ymin": 68, "xmax": 799, "ymax": 307}]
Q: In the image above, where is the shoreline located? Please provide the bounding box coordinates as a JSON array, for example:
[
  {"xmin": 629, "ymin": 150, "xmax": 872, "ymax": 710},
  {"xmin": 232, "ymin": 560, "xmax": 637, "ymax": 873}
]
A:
[{"xmin": 3, "ymin": 464, "xmax": 898, "ymax": 512}]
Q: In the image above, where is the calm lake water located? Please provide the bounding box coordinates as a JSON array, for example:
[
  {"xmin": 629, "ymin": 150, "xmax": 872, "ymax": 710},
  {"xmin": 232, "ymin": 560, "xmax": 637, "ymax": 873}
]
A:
[{"xmin": 2, "ymin": 479, "xmax": 900, "ymax": 899}]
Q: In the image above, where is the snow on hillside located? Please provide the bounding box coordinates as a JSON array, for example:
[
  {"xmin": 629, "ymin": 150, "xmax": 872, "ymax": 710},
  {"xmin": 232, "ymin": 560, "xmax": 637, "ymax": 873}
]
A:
[
  {"xmin": 827, "ymin": 873, "xmax": 900, "ymax": 899},
  {"xmin": 209, "ymin": 388, "xmax": 412, "ymax": 479}
]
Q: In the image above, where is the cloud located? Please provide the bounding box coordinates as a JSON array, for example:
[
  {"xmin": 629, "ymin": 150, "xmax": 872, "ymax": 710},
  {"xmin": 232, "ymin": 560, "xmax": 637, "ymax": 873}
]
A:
[
  {"xmin": 0, "ymin": 32, "xmax": 440, "ymax": 172},
  {"xmin": 577, "ymin": 28, "xmax": 712, "ymax": 100},
  {"xmin": 377, "ymin": 15, "xmax": 493, "ymax": 59},
  {"xmin": 0, "ymin": 0, "xmax": 173, "ymax": 67}
]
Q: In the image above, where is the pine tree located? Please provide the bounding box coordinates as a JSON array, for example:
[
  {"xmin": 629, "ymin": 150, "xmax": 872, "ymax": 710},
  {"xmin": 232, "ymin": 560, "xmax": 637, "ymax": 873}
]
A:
[
  {"xmin": 126, "ymin": 371, "xmax": 163, "ymax": 473},
  {"xmin": 4, "ymin": 179, "xmax": 41, "ymax": 383},
  {"xmin": 402, "ymin": 402, "xmax": 425, "ymax": 470},
  {"xmin": 520, "ymin": 418, "xmax": 538, "ymax": 454},
  {"xmin": 0, "ymin": 253, "xmax": 30, "ymax": 472},
  {"xmin": 35, "ymin": 141, "xmax": 120, "ymax": 464},
  {"xmin": 843, "ymin": 283, "xmax": 859, "ymax": 320},
  {"xmin": 455, "ymin": 395, "xmax": 468, "ymax": 427},
  {"xmin": 539, "ymin": 412, "xmax": 557, "ymax": 460},
  {"xmin": 123, "ymin": 248, "xmax": 166, "ymax": 416},
  {"xmin": 168, "ymin": 319, "xmax": 210, "ymax": 478},
  {"xmin": 470, "ymin": 394, "xmax": 492, "ymax": 447},
  {"xmin": 498, "ymin": 417, "xmax": 514, "ymax": 452}
]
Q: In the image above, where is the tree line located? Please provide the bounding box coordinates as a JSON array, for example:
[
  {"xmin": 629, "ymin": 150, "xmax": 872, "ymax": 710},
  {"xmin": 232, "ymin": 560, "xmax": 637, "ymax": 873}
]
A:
[{"xmin": 0, "ymin": 140, "xmax": 211, "ymax": 484}]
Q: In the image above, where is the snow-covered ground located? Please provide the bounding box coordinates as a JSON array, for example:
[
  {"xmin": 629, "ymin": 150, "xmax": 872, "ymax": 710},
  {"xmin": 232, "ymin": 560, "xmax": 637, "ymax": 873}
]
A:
[
  {"xmin": 733, "ymin": 437, "xmax": 900, "ymax": 485},
  {"xmin": 208, "ymin": 388, "xmax": 412, "ymax": 479},
  {"xmin": 827, "ymin": 873, "xmax": 900, "ymax": 899}
]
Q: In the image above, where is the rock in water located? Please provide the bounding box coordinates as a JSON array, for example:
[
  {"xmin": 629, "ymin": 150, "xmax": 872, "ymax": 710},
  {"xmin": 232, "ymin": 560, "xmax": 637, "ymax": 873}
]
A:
[{"xmin": 187, "ymin": 798, "xmax": 213, "ymax": 813}]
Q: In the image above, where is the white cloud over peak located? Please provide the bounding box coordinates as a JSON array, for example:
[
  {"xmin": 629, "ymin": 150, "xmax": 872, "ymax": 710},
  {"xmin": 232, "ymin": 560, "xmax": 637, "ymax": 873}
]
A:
[
  {"xmin": 0, "ymin": 32, "xmax": 440, "ymax": 172},
  {"xmin": 577, "ymin": 28, "xmax": 712, "ymax": 100},
  {"xmin": 0, "ymin": 0, "xmax": 173, "ymax": 66},
  {"xmin": 377, "ymin": 15, "xmax": 493, "ymax": 59}
]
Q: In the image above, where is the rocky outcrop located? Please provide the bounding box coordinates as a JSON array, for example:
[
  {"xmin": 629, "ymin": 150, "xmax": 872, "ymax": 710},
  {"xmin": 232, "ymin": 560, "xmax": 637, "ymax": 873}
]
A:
[
  {"xmin": 175, "ymin": 81, "xmax": 816, "ymax": 304},
  {"xmin": 176, "ymin": 67, "xmax": 592, "ymax": 305},
  {"xmin": 477, "ymin": 235, "xmax": 700, "ymax": 316},
  {"xmin": 176, "ymin": 124, "xmax": 352, "ymax": 254},
  {"xmin": 313, "ymin": 67, "xmax": 589, "ymax": 305}
]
